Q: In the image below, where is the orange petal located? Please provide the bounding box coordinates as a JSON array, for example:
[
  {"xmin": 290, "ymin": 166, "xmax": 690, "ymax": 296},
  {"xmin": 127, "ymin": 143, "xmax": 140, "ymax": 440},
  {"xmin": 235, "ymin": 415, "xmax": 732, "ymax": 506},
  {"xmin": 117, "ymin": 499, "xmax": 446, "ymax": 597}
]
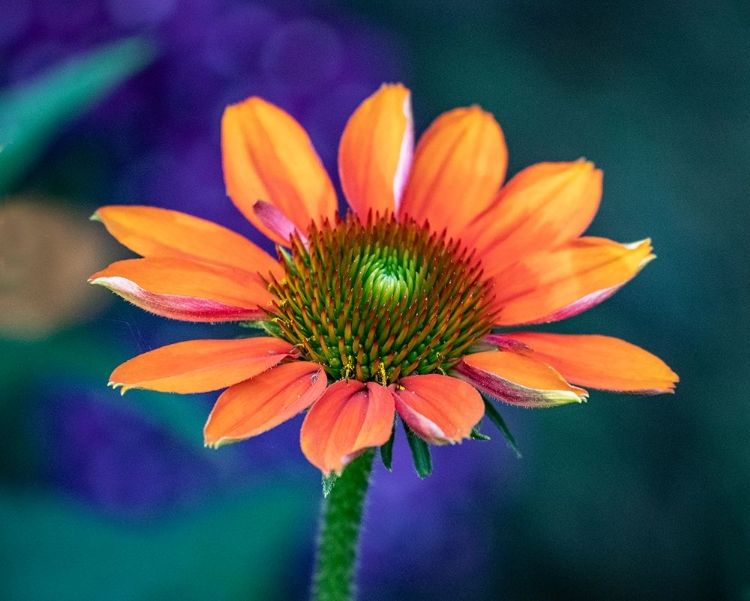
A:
[
  {"xmin": 204, "ymin": 361, "xmax": 327, "ymax": 447},
  {"xmin": 503, "ymin": 332, "xmax": 678, "ymax": 394},
  {"xmin": 399, "ymin": 105, "xmax": 507, "ymax": 236},
  {"xmin": 492, "ymin": 237, "xmax": 654, "ymax": 326},
  {"xmin": 109, "ymin": 337, "xmax": 296, "ymax": 394},
  {"xmin": 93, "ymin": 205, "xmax": 281, "ymax": 278},
  {"xmin": 339, "ymin": 84, "xmax": 413, "ymax": 219},
  {"xmin": 468, "ymin": 161, "xmax": 602, "ymax": 270},
  {"xmin": 393, "ymin": 374, "xmax": 484, "ymax": 444},
  {"xmin": 221, "ymin": 96, "xmax": 336, "ymax": 244},
  {"xmin": 454, "ymin": 350, "xmax": 587, "ymax": 407},
  {"xmin": 89, "ymin": 257, "xmax": 273, "ymax": 322},
  {"xmin": 300, "ymin": 380, "xmax": 394, "ymax": 475}
]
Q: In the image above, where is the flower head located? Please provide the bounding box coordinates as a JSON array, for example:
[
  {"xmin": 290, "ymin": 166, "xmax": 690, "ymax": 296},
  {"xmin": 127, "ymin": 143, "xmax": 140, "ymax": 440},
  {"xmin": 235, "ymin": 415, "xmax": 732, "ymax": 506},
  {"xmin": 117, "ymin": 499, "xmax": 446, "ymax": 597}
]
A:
[{"xmin": 90, "ymin": 84, "xmax": 678, "ymax": 475}]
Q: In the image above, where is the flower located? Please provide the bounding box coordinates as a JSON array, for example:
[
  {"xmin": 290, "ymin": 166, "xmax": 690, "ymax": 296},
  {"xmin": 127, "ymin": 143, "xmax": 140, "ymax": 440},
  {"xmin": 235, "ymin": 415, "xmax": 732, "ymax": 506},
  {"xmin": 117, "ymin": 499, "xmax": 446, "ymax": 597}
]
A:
[{"xmin": 89, "ymin": 84, "xmax": 678, "ymax": 475}]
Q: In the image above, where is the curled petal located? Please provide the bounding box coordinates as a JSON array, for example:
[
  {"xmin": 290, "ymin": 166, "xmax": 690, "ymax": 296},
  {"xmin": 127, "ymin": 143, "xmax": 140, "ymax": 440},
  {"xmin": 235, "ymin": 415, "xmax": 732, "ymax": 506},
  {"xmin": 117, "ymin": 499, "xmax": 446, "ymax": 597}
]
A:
[
  {"xmin": 301, "ymin": 381, "xmax": 395, "ymax": 475},
  {"xmin": 399, "ymin": 105, "xmax": 507, "ymax": 236},
  {"xmin": 109, "ymin": 337, "xmax": 296, "ymax": 394},
  {"xmin": 339, "ymin": 83, "xmax": 413, "ymax": 218},
  {"xmin": 470, "ymin": 161, "xmax": 602, "ymax": 271},
  {"xmin": 492, "ymin": 237, "xmax": 654, "ymax": 326},
  {"xmin": 252, "ymin": 200, "xmax": 307, "ymax": 245},
  {"xmin": 393, "ymin": 374, "xmax": 484, "ymax": 444},
  {"xmin": 454, "ymin": 350, "xmax": 587, "ymax": 407},
  {"xmin": 92, "ymin": 205, "xmax": 281, "ymax": 278},
  {"xmin": 222, "ymin": 96, "xmax": 336, "ymax": 244},
  {"xmin": 503, "ymin": 332, "xmax": 678, "ymax": 394},
  {"xmin": 89, "ymin": 257, "xmax": 273, "ymax": 322},
  {"xmin": 204, "ymin": 361, "xmax": 327, "ymax": 448}
]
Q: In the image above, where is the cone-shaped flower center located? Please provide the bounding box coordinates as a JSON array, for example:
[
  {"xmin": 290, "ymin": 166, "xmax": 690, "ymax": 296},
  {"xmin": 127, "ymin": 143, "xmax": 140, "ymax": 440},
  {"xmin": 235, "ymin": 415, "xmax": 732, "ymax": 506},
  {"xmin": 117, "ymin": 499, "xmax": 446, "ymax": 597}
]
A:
[{"xmin": 266, "ymin": 214, "xmax": 495, "ymax": 384}]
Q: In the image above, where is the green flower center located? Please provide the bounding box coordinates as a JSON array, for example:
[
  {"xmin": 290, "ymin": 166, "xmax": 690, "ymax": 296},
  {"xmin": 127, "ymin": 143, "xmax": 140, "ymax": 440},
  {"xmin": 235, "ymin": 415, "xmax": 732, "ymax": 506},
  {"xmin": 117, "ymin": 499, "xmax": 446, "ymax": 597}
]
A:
[{"xmin": 265, "ymin": 213, "xmax": 494, "ymax": 384}]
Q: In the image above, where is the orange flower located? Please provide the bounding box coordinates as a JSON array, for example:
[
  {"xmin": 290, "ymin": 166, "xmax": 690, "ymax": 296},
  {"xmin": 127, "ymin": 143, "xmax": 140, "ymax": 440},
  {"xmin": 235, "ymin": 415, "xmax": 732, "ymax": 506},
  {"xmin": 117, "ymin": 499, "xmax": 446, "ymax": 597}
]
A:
[{"xmin": 90, "ymin": 84, "xmax": 678, "ymax": 475}]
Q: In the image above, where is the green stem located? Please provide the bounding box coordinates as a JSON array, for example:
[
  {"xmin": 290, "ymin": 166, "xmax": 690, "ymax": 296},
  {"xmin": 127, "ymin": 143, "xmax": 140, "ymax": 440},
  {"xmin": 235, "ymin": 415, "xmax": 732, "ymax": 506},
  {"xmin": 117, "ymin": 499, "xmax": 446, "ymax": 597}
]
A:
[{"xmin": 311, "ymin": 449, "xmax": 375, "ymax": 601}]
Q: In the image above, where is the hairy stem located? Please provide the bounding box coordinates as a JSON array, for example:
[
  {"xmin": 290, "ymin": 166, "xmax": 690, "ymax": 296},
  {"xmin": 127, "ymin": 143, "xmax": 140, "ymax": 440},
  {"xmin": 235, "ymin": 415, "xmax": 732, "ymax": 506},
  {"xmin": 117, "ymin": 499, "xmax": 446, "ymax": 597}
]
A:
[{"xmin": 311, "ymin": 449, "xmax": 375, "ymax": 601}]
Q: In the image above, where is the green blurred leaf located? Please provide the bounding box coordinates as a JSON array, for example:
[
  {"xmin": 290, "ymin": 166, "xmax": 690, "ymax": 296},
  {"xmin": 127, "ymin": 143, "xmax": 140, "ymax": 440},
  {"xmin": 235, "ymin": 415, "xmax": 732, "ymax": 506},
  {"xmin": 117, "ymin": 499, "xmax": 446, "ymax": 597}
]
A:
[
  {"xmin": 403, "ymin": 421, "xmax": 432, "ymax": 478},
  {"xmin": 0, "ymin": 36, "xmax": 156, "ymax": 195},
  {"xmin": 0, "ymin": 483, "xmax": 312, "ymax": 601}
]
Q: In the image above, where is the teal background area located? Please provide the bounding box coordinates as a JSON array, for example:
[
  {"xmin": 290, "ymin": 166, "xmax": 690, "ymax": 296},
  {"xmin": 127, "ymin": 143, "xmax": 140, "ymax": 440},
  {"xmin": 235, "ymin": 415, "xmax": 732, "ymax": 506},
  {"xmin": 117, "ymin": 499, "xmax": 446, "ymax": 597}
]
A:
[{"xmin": 1, "ymin": 1, "xmax": 747, "ymax": 600}]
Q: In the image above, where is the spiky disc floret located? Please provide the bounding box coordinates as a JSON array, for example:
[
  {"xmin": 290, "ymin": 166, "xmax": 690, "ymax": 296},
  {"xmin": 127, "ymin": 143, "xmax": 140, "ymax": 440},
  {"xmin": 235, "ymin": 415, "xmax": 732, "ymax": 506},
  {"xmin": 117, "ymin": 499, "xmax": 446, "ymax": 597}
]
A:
[{"xmin": 265, "ymin": 213, "xmax": 495, "ymax": 384}]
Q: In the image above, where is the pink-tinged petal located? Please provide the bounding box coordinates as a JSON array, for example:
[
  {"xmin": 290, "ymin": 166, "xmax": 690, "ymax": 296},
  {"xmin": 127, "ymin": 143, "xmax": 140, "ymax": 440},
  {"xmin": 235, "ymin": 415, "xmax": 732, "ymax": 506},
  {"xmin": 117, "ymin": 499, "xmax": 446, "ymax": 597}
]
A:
[
  {"xmin": 454, "ymin": 350, "xmax": 587, "ymax": 407},
  {"xmin": 468, "ymin": 161, "xmax": 602, "ymax": 271},
  {"xmin": 393, "ymin": 374, "xmax": 484, "ymax": 444},
  {"xmin": 399, "ymin": 105, "xmax": 507, "ymax": 236},
  {"xmin": 491, "ymin": 237, "xmax": 654, "ymax": 326},
  {"xmin": 503, "ymin": 332, "xmax": 678, "ymax": 394},
  {"xmin": 222, "ymin": 96, "xmax": 336, "ymax": 244},
  {"xmin": 89, "ymin": 257, "xmax": 274, "ymax": 322},
  {"xmin": 252, "ymin": 200, "xmax": 307, "ymax": 245},
  {"xmin": 301, "ymin": 381, "xmax": 395, "ymax": 475},
  {"xmin": 93, "ymin": 205, "xmax": 281, "ymax": 278},
  {"xmin": 204, "ymin": 361, "xmax": 327, "ymax": 448},
  {"xmin": 109, "ymin": 337, "xmax": 297, "ymax": 394},
  {"xmin": 339, "ymin": 84, "xmax": 413, "ymax": 219}
]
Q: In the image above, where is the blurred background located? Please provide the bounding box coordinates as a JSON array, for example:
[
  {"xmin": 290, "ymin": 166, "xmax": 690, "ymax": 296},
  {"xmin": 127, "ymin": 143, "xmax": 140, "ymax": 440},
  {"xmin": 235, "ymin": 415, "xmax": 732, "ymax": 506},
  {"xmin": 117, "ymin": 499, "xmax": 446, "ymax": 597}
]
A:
[{"xmin": 0, "ymin": 0, "xmax": 747, "ymax": 599}]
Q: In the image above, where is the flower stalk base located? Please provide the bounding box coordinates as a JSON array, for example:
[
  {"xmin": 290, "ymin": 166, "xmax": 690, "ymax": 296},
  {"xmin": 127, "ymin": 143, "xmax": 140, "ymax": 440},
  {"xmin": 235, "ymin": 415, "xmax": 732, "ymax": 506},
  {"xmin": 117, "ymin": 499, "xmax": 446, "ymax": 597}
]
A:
[{"xmin": 311, "ymin": 449, "xmax": 375, "ymax": 601}]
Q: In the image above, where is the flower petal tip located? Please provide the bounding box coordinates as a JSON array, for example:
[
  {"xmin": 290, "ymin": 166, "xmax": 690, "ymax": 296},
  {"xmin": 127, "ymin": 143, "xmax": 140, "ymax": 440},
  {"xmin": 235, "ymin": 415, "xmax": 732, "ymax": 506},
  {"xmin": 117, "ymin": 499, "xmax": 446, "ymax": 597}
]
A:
[
  {"xmin": 624, "ymin": 237, "xmax": 652, "ymax": 249},
  {"xmin": 107, "ymin": 381, "xmax": 128, "ymax": 396},
  {"xmin": 629, "ymin": 238, "xmax": 655, "ymax": 261},
  {"xmin": 554, "ymin": 388, "xmax": 588, "ymax": 405},
  {"xmin": 635, "ymin": 379, "xmax": 678, "ymax": 395},
  {"xmin": 203, "ymin": 435, "xmax": 230, "ymax": 450},
  {"xmin": 379, "ymin": 81, "xmax": 408, "ymax": 92},
  {"xmin": 642, "ymin": 253, "xmax": 657, "ymax": 269}
]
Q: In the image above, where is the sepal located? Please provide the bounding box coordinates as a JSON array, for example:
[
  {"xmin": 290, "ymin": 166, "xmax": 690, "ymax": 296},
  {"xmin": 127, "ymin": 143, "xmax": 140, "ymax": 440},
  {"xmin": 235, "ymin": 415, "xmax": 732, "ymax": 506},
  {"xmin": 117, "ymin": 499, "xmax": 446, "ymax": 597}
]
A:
[
  {"xmin": 403, "ymin": 421, "xmax": 432, "ymax": 478},
  {"xmin": 480, "ymin": 393, "xmax": 522, "ymax": 458},
  {"xmin": 380, "ymin": 420, "xmax": 396, "ymax": 471}
]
